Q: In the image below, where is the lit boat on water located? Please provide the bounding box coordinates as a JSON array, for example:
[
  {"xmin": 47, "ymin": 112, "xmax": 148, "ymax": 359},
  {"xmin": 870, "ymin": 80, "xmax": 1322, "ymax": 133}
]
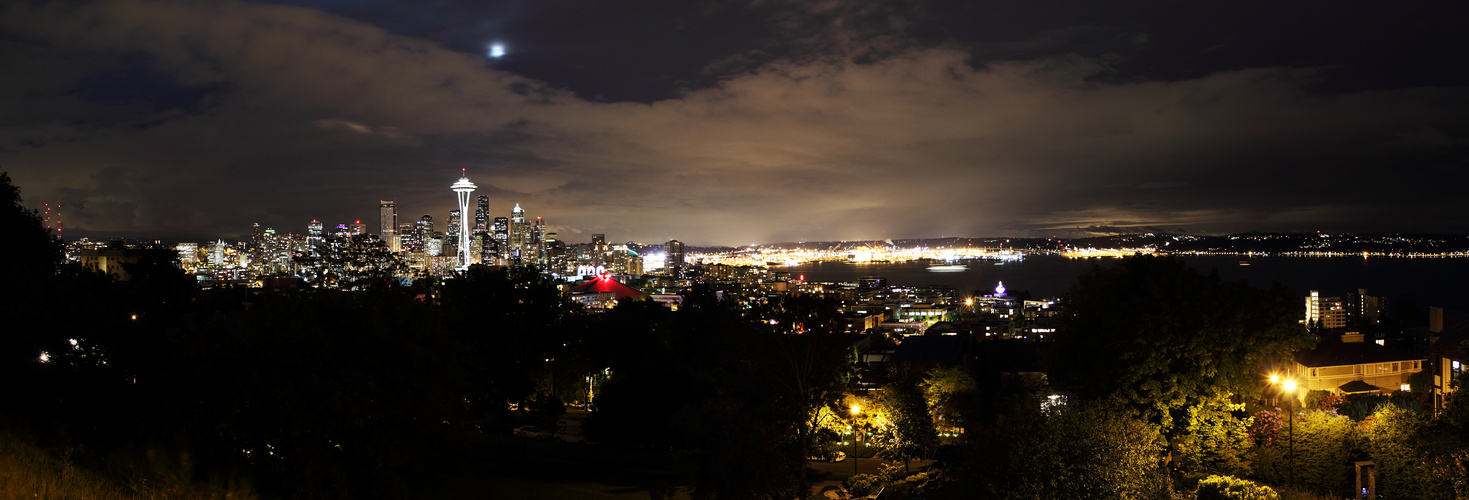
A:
[{"xmin": 927, "ymin": 264, "xmax": 968, "ymax": 272}]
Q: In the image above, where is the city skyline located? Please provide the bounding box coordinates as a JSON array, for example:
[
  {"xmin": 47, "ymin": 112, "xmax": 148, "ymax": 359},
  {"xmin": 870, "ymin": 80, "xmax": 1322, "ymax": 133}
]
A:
[{"xmin": 2, "ymin": 0, "xmax": 1467, "ymax": 245}]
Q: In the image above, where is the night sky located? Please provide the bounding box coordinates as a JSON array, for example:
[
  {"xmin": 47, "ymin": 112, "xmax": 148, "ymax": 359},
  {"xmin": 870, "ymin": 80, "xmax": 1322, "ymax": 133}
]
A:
[{"xmin": 2, "ymin": 0, "xmax": 1466, "ymax": 245}]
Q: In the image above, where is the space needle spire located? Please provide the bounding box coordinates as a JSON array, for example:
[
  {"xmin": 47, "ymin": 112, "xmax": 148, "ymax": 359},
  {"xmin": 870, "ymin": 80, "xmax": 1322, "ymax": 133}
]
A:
[{"xmin": 450, "ymin": 168, "xmax": 477, "ymax": 271}]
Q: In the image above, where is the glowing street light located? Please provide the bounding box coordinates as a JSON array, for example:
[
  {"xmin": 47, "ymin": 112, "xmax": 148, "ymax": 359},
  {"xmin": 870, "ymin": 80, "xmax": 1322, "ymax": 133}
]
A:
[
  {"xmin": 849, "ymin": 405, "xmax": 861, "ymax": 475},
  {"xmin": 1273, "ymin": 377, "xmax": 1298, "ymax": 488}
]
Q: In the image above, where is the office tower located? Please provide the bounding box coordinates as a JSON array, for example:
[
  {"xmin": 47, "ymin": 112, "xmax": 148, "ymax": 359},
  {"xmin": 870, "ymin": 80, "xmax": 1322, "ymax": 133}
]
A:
[
  {"xmin": 399, "ymin": 222, "xmax": 418, "ymax": 252},
  {"xmin": 492, "ymin": 217, "xmax": 508, "ymax": 246},
  {"xmin": 448, "ymin": 209, "xmax": 462, "ymax": 248},
  {"xmin": 665, "ymin": 239, "xmax": 685, "ymax": 277},
  {"xmin": 531, "ymin": 216, "xmax": 546, "ymax": 266},
  {"xmin": 475, "ymin": 195, "xmax": 489, "ymax": 234},
  {"xmin": 177, "ymin": 242, "xmax": 198, "ymax": 269},
  {"xmin": 307, "ymin": 220, "xmax": 324, "ymax": 255},
  {"xmin": 210, "ymin": 240, "xmax": 227, "ymax": 267},
  {"xmin": 611, "ymin": 245, "xmax": 642, "ymax": 276},
  {"xmin": 509, "ymin": 204, "xmax": 527, "ymax": 264},
  {"xmin": 417, "ymin": 213, "xmax": 434, "ymax": 251},
  {"xmin": 544, "ymin": 232, "xmax": 564, "ymax": 273},
  {"xmin": 249, "ymin": 223, "xmax": 264, "ymax": 263},
  {"xmin": 480, "ymin": 232, "xmax": 500, "ymax": 266},
  {"xmin": 450, "ymin": 171, "xmax": 477, "ymax": 270},
  {"xmin": 350, "ymin": 220, "xmax": 366, "ymax": 236},
  {"xmin": 591, "ymin": 234, "xmax": 606, "ymax": 267},
  {"xmin": 379, "ymin": 200, "xmax": 398, "ymax": 252}
]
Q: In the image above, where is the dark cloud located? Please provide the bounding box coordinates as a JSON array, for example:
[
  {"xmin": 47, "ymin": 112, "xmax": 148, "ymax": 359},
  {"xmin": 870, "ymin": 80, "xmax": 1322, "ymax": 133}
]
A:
[{"xmin": 0, "ymin": 0, "xmax": 1466, "ymax": 246}]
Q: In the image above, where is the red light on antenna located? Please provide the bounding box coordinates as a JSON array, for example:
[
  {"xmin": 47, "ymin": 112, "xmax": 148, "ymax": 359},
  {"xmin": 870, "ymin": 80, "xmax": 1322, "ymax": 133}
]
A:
[{"xmin": 799, "ymin": 274, "xmax": 805, "ymax": 281}]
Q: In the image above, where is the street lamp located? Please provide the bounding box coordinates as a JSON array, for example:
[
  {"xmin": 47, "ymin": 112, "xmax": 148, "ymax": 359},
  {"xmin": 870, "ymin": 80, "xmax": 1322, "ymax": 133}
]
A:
[
  {"xmin": 1282, "ymin": 379, "xmax": 1297, "ymax": 489},
  {"xmin": 850, "ymin": 405, "xmax": 861, "ymax": 476}
]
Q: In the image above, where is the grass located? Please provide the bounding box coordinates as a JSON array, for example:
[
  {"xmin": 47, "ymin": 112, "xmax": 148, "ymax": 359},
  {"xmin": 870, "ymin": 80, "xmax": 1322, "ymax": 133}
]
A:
[
  {"xmin": 0, "ymin": 428, "xmax": 255, "ymax": 500},
  {"xmin": 451, "ymin": 433, "xmax": 690, "ymax": 500},
  {"xmin": 449, "ymin": 475, "xmax": 691, "ymax": 500}
]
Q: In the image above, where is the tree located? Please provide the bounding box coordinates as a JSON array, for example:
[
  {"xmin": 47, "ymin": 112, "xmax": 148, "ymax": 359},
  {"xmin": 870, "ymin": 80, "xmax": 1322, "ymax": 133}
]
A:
[
  {"xmin": 922, "ymin": 365, "xmax": 978, "ymax": 437},
  {"xmin": 1173, "ymin": 397, "xmax": 1255, "ymax": 486},
  {"xmin": 0, "ymin": 171, "xmax": 63, "ymax": 286},
  {"xmin": 871, "ymin": 365, "xmax": 938, "ymax": 472},
  {"xmin": 748, "ymin": 294, "xmax": 853, "ymax": 499},
  {"xmin": 1364, "ymin": 404, "xmax": 1463, "ymax": 500},
  {"xmin": 948, "ymin": 398, "xmax": 1170, "ymax": 500},
  {"xmin": 1050, "ymin": 255, "xmax": 1311, "ymax": 439},
  {"xmin": 295, "ymin": 233, "xmax": 402, "ymax": 290}
]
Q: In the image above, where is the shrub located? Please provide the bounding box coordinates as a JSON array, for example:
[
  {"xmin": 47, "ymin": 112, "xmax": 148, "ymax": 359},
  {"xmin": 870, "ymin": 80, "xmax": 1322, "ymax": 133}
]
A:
[
  {"xmin": 1248, "ymin": 409, "xmax": 1284, "ymax": 447},
  {"xmin": 843, "ymin": 474, "xmax": 879, "ymax": 496},
  {"xmin": 1196, "ymin": 474, "xmax": 1279, "ymax": 500},
  {"xmin": 1246, "ymin": 409, "xmax": 1357, "ymax": 497}
]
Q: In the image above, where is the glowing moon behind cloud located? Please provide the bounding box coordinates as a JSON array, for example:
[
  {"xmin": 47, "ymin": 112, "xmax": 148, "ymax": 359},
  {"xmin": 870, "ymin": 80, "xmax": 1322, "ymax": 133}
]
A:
[{"xmin": 488, "ymin": 43, "xmax": 506, "ymax": 58}]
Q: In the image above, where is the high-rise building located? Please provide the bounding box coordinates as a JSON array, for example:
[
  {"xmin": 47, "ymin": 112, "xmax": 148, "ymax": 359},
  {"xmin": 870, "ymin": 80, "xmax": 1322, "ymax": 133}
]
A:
[
  {"xmin": 307, "ymin": 220, "xmax": 324, "ymax": 255},
  {"xmin": 1306, "ymin": 290, "xmax": 1347, "ymax": 330},
  {"xmin": 492, "ymin": 216, "xmax": 509, "ymax": 256},
  {"xmin": 398, "ymin": 222, "xmax": 417, "ymax": 251},
  {"xmin": 665, "ymin": 239, "xmax": 685, "ymax": 277},
  {"xmin": 249, "ymin": 223, "xmax": 264, "ymax": 263},
  {"xmin": 1347, "ymin": 288, "xmax": 1388, "ymax": 326},
  {"xmin": 379, "ymin": 200, "xmax": 398, "ymax": 252},
  {"xmin": 611, "ymin": 245, "xmax": 642, "ymax": 276},
  {"xmin": 177, "ymin": 242, "xmax": 199, "ymax": 269},
  {"xmin": 509, "ymin": 204, "xmax": 528, "ymax": 265},
  {"xmin": 591, "ymin": 234, "xmax": 607, "ymax": 267},
  {"xmin": 475, "ymin": 195, "xmax": 490, "ymax": 235},
  {"xmin": 418, "ymin": 214, "xmax": 434, "ymax": 240},
  {"xmin": 531, "ymin": 216, "xmax": 546, "ymax": 266},
  {"xmin": 448, "ymin": 210, "xmax": 462, "ymax": 247}
]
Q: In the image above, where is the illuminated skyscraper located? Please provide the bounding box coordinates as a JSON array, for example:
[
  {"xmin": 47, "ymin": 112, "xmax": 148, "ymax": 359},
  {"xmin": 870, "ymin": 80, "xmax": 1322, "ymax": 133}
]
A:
[
  {"xmin": 532, "ymin": 216, "xmax": 546, "ymax": 266},
  {"xmin": 307, "ymin": 219, "xmax": 324, "ymax": 255},
  {"xmin": 492, "ymin": 216, "xmax": 509, "ymax": 246},
  {"xmin": 509, "ymin": 204, "xmax": 527, "ymax": 264},
  {"xmin": 447, "ymin": 209, "xmax": 462, "ymax": 252},
  {"xmin": 379, "ymin": 200, "xmax": 399, "ymax": 252},
  {"xmin": 475, "ymin": 195, "xmax": 489, "ymax": 235},
  {"xmin": 665, "ymin": 239, "xmax": 685, "ymax": 277},
  {"xmin": 451, "ymin": 171, "xmax": 477, "ymax": 270},
  {"xmin": 398, "ymin": 222, "xmax": 417, "ymax": 252},
  {"xmin": 591, "ymin": 234, "xmax": 608, "ymax": 267},
  {"xmin": 250, "ymin": 223, "xmax": 264, "ymax": 264}
]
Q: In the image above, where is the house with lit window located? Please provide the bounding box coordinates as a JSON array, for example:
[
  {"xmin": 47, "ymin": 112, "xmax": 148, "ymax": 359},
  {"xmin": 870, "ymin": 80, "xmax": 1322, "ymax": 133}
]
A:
[
  {"xmin": 1291, "ymin": 333, "xmax": 1425, "ymax": 396},
  {"xmin": 1427, "ymin": 309, "xmax": 1469, "ymax": 412}
]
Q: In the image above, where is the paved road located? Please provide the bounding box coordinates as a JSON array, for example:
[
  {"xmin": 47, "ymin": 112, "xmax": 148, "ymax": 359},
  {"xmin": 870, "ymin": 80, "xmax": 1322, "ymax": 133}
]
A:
[
  {"xmin": 806, "ymin": 457, "xmax": 934, "ymax": 477},
  {"xmin": 804, "ymin": 457, "xmax": 935, "ymax": 498}
]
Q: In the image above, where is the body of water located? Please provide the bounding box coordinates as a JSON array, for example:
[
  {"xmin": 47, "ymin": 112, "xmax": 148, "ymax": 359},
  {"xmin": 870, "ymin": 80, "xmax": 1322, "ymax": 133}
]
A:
[{"xmin": 783, "ymin": 255, "xmax": 1469, "ymax": 310}]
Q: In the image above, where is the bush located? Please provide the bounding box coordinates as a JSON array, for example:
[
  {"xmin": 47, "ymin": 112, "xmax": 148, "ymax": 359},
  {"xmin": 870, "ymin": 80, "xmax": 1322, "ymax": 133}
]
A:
[
  {"xmin": 1302, "ymin": 390, "xmax": 1344, "ymax": 413},
  {"xmin": 970, "ymin": 402, "xmax": 1171, "ymax": 500},
  {"xmin": 1247, "ymin": 409, "xmax": 1357, "ymax": 497},
  {"xmin": 843, "ymin": 473, "xmax": 879, "ymax": 496},
  {"xmin": 1196, "ymin": 474, "xmax": 1279, "ymax": 500},
  {"xmin": 1363, "ymin": 405, "xmax": 1457, "ymax": 500}
]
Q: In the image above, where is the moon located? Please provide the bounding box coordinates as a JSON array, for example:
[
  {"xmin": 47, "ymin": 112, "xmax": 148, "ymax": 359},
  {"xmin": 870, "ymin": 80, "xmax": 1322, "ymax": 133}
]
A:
[{"xmin": 488, "ymin": 43, "xmax": 506, "ymax": 58}]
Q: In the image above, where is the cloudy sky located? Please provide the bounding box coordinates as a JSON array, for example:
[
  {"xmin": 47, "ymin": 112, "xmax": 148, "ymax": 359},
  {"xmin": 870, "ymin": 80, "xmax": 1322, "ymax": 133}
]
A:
[{"xmin": 2, "ymin": 0, "xmax": 1466, "ymax": 245}]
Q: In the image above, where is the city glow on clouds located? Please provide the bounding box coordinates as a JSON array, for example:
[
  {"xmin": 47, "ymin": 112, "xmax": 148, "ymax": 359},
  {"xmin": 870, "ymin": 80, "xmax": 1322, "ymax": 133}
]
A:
[{"xmin": 0, "ymin": 0, "xmax": 1466, "ymax": 244}]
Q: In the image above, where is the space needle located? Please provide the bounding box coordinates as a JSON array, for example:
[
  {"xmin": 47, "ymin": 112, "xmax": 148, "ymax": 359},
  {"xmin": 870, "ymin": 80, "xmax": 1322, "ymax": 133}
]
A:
[{"xmin": 450, "ymin": 169, "xmax": 477, "ymax": 271}]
